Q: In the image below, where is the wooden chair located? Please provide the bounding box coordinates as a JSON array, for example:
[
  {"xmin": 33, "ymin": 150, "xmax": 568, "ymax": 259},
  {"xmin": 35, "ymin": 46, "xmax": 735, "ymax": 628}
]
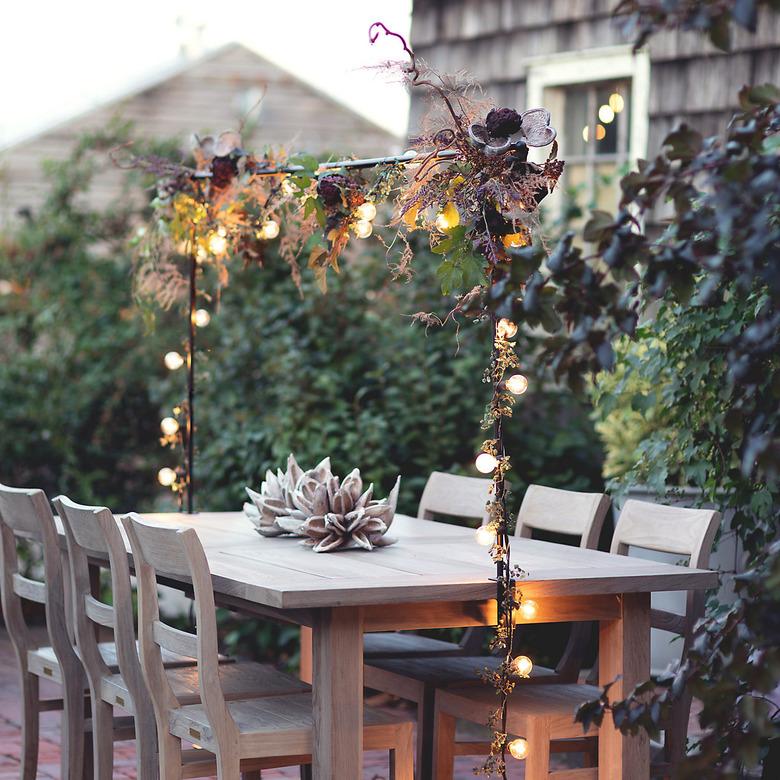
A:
[
  {"xmin": 364, "ymin": 484, "xmax": 610, "ymax": 778},
  {"xmin": 55, "ymin": 496, "xmax": 311, "ymax": 780},
  {"xmin": 0, "ymin": 483, "xmax": 90, "ymax": 780},
  {"xmin": 122, "ymin": 512, "xmax": 415, "ymax": 779},
  {"xmin": 432, "ymin": 498, "xmax": 720, "ymax": 779},
  {"xmin": 363, "ymin": 471, "xmax": 493, "ymax": 660}
]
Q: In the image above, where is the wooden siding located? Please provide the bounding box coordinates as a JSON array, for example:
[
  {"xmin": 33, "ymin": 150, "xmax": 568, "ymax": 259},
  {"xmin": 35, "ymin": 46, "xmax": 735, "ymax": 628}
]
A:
[
  {"xmin": 410, "ymin": 0, "xmax": 780, "ymax": 156},
  {"xmin": 0, "ymin": 43, "xmax": 399, "ymax": 227}
]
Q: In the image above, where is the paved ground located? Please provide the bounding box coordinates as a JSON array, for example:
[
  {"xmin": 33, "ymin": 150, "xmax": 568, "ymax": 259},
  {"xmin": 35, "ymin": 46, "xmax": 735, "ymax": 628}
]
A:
[{"xmin": 0, "ymin": 628, "xmax": 532, "ymax": 779}]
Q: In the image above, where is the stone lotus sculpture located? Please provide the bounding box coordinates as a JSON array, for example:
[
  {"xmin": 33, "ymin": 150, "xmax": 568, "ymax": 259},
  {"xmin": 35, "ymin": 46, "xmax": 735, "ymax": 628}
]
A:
[
  {"xmin": 300, "ymin": 471, "xmax": 401, "ymax": 553},
  {"xmin": 245, "ymin": 455, "xmax": 400, "ymax": 552}
]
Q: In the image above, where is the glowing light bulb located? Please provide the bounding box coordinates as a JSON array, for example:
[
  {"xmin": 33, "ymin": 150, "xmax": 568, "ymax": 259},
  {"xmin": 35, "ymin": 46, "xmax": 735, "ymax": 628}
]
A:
[
  {"xmin": 435, "ymin": 202, "xmax": 460, "ymax": 232},
  {"xmin": 157, "ymin": 467, "xmax": 177, "ymax": 487},
  {"xmin": 582, "ymin": 125, "xmax": 590, "ymax": 143},
  {"xmin": 519, "ymin": 600, "xmax": 538, "ymax": 621},
  {"xmin": 595, "ymin": 124, "xmax": 606, "ymax": 141},
  {"xmin": 503, "ymin": 232, "xmax": 529, "ymax": 249},
  {"xmin": 598, "ymin": 104, "xmax": 615, "ymax": 124},
  {"xmin": 508, "ymin": 737, "xmax": 529, "ymax": 760},
  {"xmin": 355, "ymin": 201, "xmax": 377, "ymax": 221},
  {"xmin": 196, "ymin": 246, "xmax": 208, "ymax": 263},
  {"xmin": 353, "ymin": 219, "xmax": 373, "ymax": 239},
  {"xmin": 0, "ymin": 280, "xmax": 13, "ymax": 295},
  {"xmin": 506, "ymin": 374, "xmax": 528, "ymax": 395},
  {"xmin": 475, "ymin": 525, "xmax": 496, "ymax": 547},
  {"xmin": 259, "ymin": 219, "xmax": 280, "ymax": 240},
  {"xmin": 193, "ymin": 309, "xmax": 211, "ymax": 328},
  {"xmin": 281, "ymin": 178, "xmax": 297, "ymax": 196},
  {"xmin": 609, "ymin": 92, "xmax": 625, "ymax": 113},
  {"xmin": 208, "ymin": 233, "xmax": 228, "ymax": 256},
  {"xmin": 496, "ymin": 318, "xmax": 518, "ymax": 340},
  {"xmin": 475, "ymin": 452, "xmax": 498, "ymax": 474},
  {"xmin": 164, "ymin": 351, "xmax": 184, "ymax": 370},
  {"xmin": 511, "ymin": 655, "xmax": 533, "ymax": 678},
  {"xmin": 160, "ymin": 417, "xmax": 179, "ymax": 436}
]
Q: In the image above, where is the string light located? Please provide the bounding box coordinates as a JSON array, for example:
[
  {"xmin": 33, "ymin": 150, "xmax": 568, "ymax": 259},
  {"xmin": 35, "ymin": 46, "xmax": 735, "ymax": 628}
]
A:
[
  {"xmin": 475, "ymin": 525, "xmax": 496, "ymax": 546},
  {"xmin": 259, "ymin": 219, "xmax": 280, "ymax": 240},
  {"xmin": 0, "ymin": 280, "xmax": 12, "ymax": 295},
  {"xmin": 506, "ymin": 374, "xmax": 528, "ymax": 395},
  {"xmin": 598, "ymin": 104, "xmax": 615, "ymax": 124},
  {"xmin": 355, "ymin": 201, "xmax": 377, "ymax": 221},
  {"xmin": 609, "ymin": 92, "xmax": 625, "ymax": 113},
  {"xmin": 435, "ymin": 202, "xmax": 460, "ymax": 231},
  {"xmin": 508, "ymin": 738, "xmax": 529, "ymax": 760},
  {"xmin": 496, "ymin": 318, "xmax": 518, "ymax": 340},
  {"xmin": 157, "ymin": 467, "xmax": 177, "ymax": 487},
  {"xmin": 281, "ymin": 178, "xmax": 297, "ymax": 196},
  {"xmin": 511, "ymin": 655, "xmax": 533, "ymax": 678},
  {"xmin": 208, "ymin": 232, "xmax": 228, "ymax": 256},
  {"xmin": 503, "ymin": 232, "xmax": 529, "ymax": 249},
  {"xmin": 164, "ymin": 351, "xmax": 184, "ymax": 370},
  {"xmin": 193, "ymin": 309, "xmax": 211, "ymax": 328},
  {"xmin": 196, "ymin": 247, "xmax": 208, "ymax": 263},
  {"xmin": 160, "ymin": 417, "xmax": 179, "ymax": 436},
  {"xmin": 353, "ymin": 219, "xmax": 374, "ymax": 238},
  {"xmin": 519, "ymin": 599, "xmax": 538, "ymax": 620},
  {"xmin": 475, "ymin": 452, "xmax": 498, "ymax": 474}
]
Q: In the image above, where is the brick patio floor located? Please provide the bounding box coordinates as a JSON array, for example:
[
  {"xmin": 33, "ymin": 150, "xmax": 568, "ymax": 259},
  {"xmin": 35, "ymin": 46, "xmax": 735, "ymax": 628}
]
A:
[{"xmin": 0, "ymin": 628, "xmax": 532, "ymax": 779}]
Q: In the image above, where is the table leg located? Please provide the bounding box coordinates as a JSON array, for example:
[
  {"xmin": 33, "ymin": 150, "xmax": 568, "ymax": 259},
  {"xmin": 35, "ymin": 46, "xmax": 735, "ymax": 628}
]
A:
[
  {"xmin": 599, "ymin": 592, "xmax": 650, "ymax": 779},
  {"xmin": 313, "ymin": 607, "xmax": 363, "ymax": 780}
]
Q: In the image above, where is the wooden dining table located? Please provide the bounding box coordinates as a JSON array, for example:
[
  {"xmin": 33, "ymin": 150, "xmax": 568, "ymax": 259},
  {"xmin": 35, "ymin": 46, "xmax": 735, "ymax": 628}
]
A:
[{"xmin": 70, "ymin": 510, "xmax": 717, "ymax": 779}]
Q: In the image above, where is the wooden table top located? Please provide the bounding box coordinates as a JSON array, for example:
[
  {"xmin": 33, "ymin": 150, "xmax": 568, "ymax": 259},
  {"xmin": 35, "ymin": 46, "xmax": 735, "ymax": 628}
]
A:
[{"xmin": 132, "ymin": 511, "xmax": 718, "ymax": 610}]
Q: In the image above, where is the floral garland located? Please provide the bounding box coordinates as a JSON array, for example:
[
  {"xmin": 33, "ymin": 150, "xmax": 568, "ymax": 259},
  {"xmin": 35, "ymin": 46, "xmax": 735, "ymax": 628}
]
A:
[{"xmin": 121, "ymin": 23, "xmax": 563, "ymax": 777}]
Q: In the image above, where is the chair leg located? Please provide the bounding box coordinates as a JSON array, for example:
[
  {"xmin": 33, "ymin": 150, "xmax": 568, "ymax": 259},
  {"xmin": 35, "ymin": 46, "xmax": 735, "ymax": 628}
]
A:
[
  {"xmin": 157, "ymin": 732, "xmax": 183, "ymax": 780},
  {"xmin": 299, "ymin": 765, "xmax": 313, "ymax": 780},
  {"xmin": 390, "ymin": 723, "xmax": 415, "ymax": 780},
  {"xmin": 216, "ymin": 749, "xmax": 241, "ymax": 780},
  {"xmin": 133, "ymin": 706, "xmax": 160, "ymax": 780},
  {"xmin": 432, "ymin": 707, "xmax": 456, "ymax": 780},
  {"xmin": 91, "ymin": 698, "xmax": 114, "ymax": 780},
  {"xmin": 416, "ymin": 684, "xmax": 436, "ymax": 779},
  {"xmin": 240, "ymin": 772, "xmax": 262, "ymax": 779},
  {"xmin": 19, "ymin": 672, "xmax": 40, "ymax": 780},
  {"xmin": 523, "ymin": 720, "xmax": 551, "ymax": 780},
  {"xmin": 61, "ymin": 673, "xmax": 86, "ymax": 780}
]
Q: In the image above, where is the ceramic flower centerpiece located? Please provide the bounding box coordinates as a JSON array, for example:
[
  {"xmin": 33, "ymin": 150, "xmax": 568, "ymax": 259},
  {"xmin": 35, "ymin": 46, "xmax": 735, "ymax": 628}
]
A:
[{"xmin": 245, "ymin": 454, "xmax": 400, "ymax": 552}]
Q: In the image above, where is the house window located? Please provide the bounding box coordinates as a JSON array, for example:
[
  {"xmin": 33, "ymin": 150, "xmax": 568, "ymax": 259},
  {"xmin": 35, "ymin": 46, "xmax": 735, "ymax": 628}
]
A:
[
  {"xmin": 562, "ymin": 79, "xmax": 632, "ymax": 214},
  {"xmin": 525, "ymin": 46, "xmax": 649, "ymax": 222}
]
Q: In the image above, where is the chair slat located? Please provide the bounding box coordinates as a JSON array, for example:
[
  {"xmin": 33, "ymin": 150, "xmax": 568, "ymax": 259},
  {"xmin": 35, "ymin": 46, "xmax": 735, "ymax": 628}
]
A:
[
  {"xmin": 650, "ymin": 608, "xmax": 688, "ymax": 635},
  {"xmin": 417, "ymin": 472, "xmax": 492, "ymax": 523},
  {"xmin": 84, "ymin": 594, "xmax": 115, "ymax": 629},
  {"xmin": 152, "ymin": 619, "xmax": 198, "ymax": 659},
  {"xmin": 12, "ymin": 572, "xmax": 47, "ymax": 604}
]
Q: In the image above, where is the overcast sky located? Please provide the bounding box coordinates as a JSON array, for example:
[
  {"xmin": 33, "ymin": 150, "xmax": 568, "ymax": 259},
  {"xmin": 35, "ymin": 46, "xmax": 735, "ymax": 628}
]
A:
[{"xmin": 1, "ymin": 0, "xmax": 412, "ymax": 149}]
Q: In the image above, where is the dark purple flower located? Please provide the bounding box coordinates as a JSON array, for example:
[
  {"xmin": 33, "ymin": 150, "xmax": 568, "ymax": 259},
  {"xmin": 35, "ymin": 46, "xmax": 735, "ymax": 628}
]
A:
[{"xmin": 486, "ymin": 108, "xmax": 522, "ymax": 139}]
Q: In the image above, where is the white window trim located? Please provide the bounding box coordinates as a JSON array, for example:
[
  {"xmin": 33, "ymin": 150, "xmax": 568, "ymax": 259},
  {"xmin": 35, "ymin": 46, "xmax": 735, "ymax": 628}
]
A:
[{"xmin": 526, "ymin": 45, "xmax": 650, "ymax": 165}]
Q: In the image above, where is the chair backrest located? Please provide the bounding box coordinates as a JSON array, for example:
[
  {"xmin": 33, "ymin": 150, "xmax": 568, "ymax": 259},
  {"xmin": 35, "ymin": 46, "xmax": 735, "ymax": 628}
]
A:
[
  {"xmin": 417, "ymin": 472, "xmax": 492, "ymax": 524},
  {"xmin": 121, "ymin": 513, "xmax": 238, "ymax": 749},
  {"xmin": 53, "ymin": 496, "xmax": 150, "ymax": 717},
  {"xmin": 0, "ymin": 483, "xmax": 79, "ymax": 673},
  {"xmin": 611, "ymin": 499, "xmax": 719, "ymax": 639},
  {"xmin": 515, "ymin": 484, "xmax": 611, "ymax": 548},
  {"xmin": 513, "ymin": 484, "xmax": 611, "ymax": 679},
  {"xmin": 610, "ymin": 498, "xmax": 720, "ymax": 765}
]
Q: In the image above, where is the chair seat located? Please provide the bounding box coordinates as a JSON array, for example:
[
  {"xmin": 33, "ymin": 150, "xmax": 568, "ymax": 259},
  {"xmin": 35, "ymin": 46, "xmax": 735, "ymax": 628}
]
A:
[
  {"xmin": 170, "ymin": 693, "xmax": 413, "ymax": 757},
  {"xmin": 438, "ymin": 682, "xmax": 601, "ymax": 740},
  {"xmin": 28, "ymin": 642, "xmax": 202, "ymax": 684},
  {"xmin": 102, "ymin": 661, "xmax": 310, "ymax": 711},
  {"xmin": 365, "ymin": 654, "xmax": 560, "ymax": 688},
  {"xmin": 363, "ymin": 631, "xmax": 464, "ymax": 659}
]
